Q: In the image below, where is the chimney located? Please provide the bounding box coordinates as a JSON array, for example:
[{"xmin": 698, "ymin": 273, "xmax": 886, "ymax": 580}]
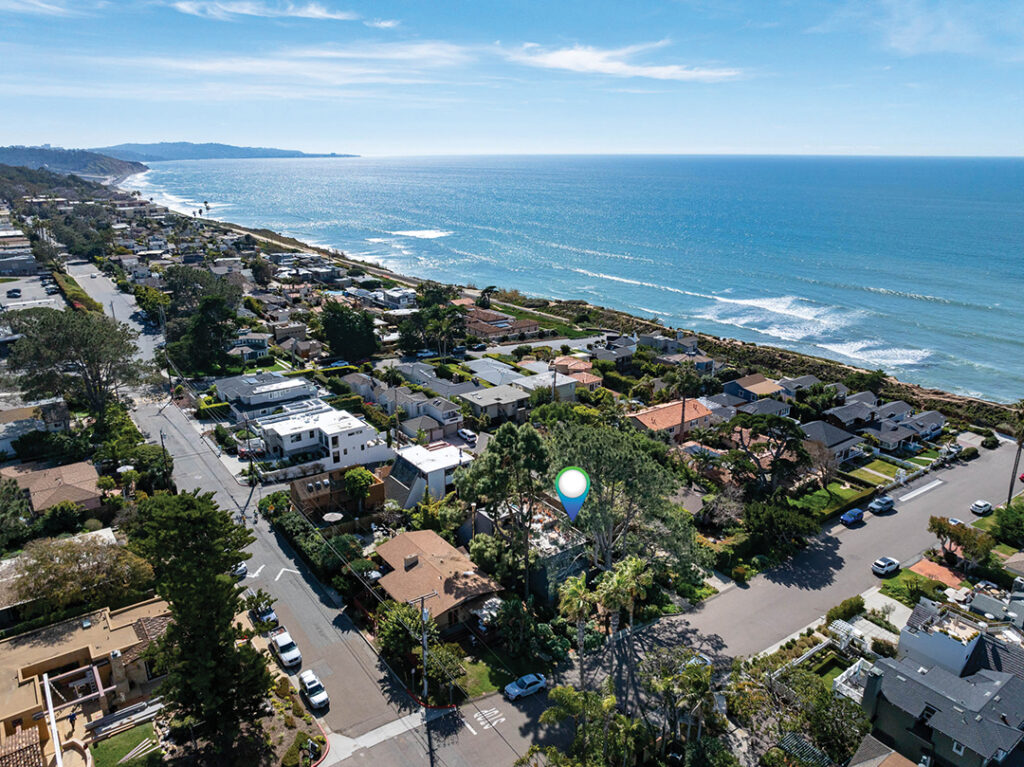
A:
[
  {"xmin": 404, "ymin": 554, "xmax": 419, "ymax": 570},
  {"xmin": 862, "ymin": 665, "xmax": 884, "ymax": 720}
]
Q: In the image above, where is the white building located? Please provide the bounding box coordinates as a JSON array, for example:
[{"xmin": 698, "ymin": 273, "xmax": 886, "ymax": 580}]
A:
[
  {"xmin": 387, "ymin": 443, "xmax": 474, "ymax": 508},
  {"xmin": 261, "ymin": 407, "xmax": 393, "ymax": 468},
  {"xmin": 214, "ymin": 372, "xmax": 319, "ymax": 422}
]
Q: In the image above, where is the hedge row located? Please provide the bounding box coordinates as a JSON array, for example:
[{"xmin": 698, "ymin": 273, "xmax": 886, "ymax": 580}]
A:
[
  {"xmin": 53, "ymin": 271, "xmax": 103, "ymax": 312},
  {"xmin": 196, "ymin": 401, "xmax": 230, "ymax": 419}
]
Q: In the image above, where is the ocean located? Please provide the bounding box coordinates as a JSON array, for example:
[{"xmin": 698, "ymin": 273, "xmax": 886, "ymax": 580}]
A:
[{"xmin": 122, "ymin": 155, "xmax": 1024, "ymax": 403}]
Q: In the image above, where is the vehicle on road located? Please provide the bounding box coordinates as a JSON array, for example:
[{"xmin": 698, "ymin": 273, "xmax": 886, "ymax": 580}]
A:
[
  {"xmin": 415, "ymin": 349, "xmax": 435, "ymax": 359},
  {"xmin": 949, "ymin": 518, "xmax": 965, "ymax": 527},
  {"xmin": 840, "ymin": 508, "xmax": 864, "ymax": 526},
  {"xmin": 470, "ymin": 343, "xmax": 487, "ymax": 351},
  {"xmin": 90, "ymin": 273, "xmax": 97, "ymax": 278},
  {"xmin": 6, "ymin": 288, "xmax": 20, "ymax": 298},
  {"xmin": 247, "ymin": 590, "xmax": 278, "ymax": 628},
  {"xmin": 872, "ymin": 557, "xmax": 900, "ymax": 576},
  {"xmin": 868, "ymin": 496, "xmax": 895, "ymax": 514},
  {"xmin": 1020, "ymin": 472, "xmax": 1024, "ymax": 482},
  {"xmin": 457, "ymin": 428, "xmax": 477, "ymax": 443},
  {"xmin": 504, "ymin": 673, "xmax": 546, "ymax": 700},
  {"xmin": 299, "ymin": 669, "xmax": 329, "ymax": 709},
  {"xmin": 971, "ymin": 500, "xmax": 993, "ymax": 516},
  {"xmin": 232, "ymin": 562, "xmax": 248, "ymax": 578},
  {"xmin": 269, "ymin": 626, "xmax": 302, "ymax": 667},
  {"xmin": 451, "ymin": 345, "xmax": 467, "ymax": 356}
]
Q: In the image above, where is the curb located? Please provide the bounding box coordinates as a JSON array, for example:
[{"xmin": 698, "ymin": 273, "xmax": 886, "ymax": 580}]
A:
[{"xmin": 310, "ymin": 717, "xmax": 331, "ymax": 767}]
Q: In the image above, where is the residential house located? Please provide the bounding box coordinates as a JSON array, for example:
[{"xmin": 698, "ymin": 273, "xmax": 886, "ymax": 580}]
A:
[
  {"xmin": 373, "ymin": 287, "xmax": 417, "ymax": 310},
  {"xmin": 825, "ymin": 401, "xmax": 878, "ymax": 431},
  {"xmin": 698, "ymin": 393, "xmax": 745, "ymax": 424},
  {"xmin": 591, "ymin": 344, "xmax": 634, "ymax": 371},
  {"xmin": 551, "ymin": 356, "xmax": 593, "ymax": 376},
  {"xmin": 464, "ymin": 307, "xmax": 540, "ymax": 340},
  {"xmin": 341, "ymin": 372, "xmax": 385, "ymax": 402},
  {"xmin": 570, "ymin": 371, "xmax": 603, "ymax": 392},
  {"xmin": 638, "ymin": 332, "xmax": 700, "ymax": 355},
  {"xmin": 800, "ymin": 420, "xmax": 864, "ymax": 464},
  {"xmin": 260, "ymin": 407, "xmax": 393, "ymax": 469},
  {"xmin": 847, "ymin": 391, "xmax": 879, "ymax": 407},
  {"xmin": 375, "ymin": 530, "xmax": 499, "ymax": 630},
  {"xmin": 214, "ymin": 372, "xmax": 319, "ymax": 422},
  {"xmin": 655, "ymin": 352, "xmax": 716, "ymax": 374},
  {"xmin": 458, "ymin": 385, "xmax": 530, "ymax": 423},
  {"xmin": 228, "ymin": 331, "xmax": 271, "ymax": 362},
  {"xmin": 0, "ymin": 398, "xmax": 70, "ymax": 456},
  {"xmin": 378, "ymin": 386, "xmax": 428, "ymax": 417},
  {"xmin": 290, "ymin": 465, "xmax": 386, "ymax": 517},
  {"xmin": 875, "ymin": 400, "xmax": 914, "ymax": 422},
  {"xmin": 278, "ymin": 336, "xmax": 323, "ymax": 361},
  {"xmin": 510, "ymin": 371, "xmax": 578, "ymax": 402},
  {"xmin": 861, "ymin": 420, "xmax": 919, "ymax": 452},
  {"xmin": 777, "ymin": 374, "xmax": 821, "ymax": 400},
  {"xmin": 903, "ymin": 411, "xmax": 946, "ymax": 442},
  {"xmin": 0, "ymin": 599, "xmax": 170, "ymax": 762},
  {"xmin": 627, "ymin": 399, "xmax": 713, "ymax": 442},
  {"xmin": 738, "ymin": 398, "xmax": 792, "ymax": 418},
  {"xmin": 463, "ymin": 357, "xmax": 524, "ymax": 386},
  {"xmin": 385, "ymin": 443, "xmax": 474, "ymax": 508},
  {"xmin": 0, "ymin": 461, "xmax": 101, "ymax": 514},
  {"xmin": 723, "ymin": 374, "xmax": 784, "ymax": 402},
  {"xmin": 847, "ymin": 736, "xmax": 916, "ymax": 767},
  {"xmin": 271, "ymin": 321, "xmax": 307, "ymax": 343},
  {"xmin": 394, "ymin": 362, "xmax": 485, "ymax": 400}
]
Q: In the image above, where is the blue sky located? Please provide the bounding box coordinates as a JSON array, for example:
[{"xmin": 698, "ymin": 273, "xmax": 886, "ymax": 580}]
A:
[{"xmin": 1, "ymin": 0, "xmax": 1022, "ymax": 155}]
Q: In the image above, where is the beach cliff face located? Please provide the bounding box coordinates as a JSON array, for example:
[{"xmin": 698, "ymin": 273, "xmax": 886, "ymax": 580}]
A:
[{"xmin": 206, "ymin": 214, "xmax": 1010, "ymax": 428}]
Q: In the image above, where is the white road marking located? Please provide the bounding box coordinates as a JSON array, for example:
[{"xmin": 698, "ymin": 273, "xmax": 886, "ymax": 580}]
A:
[
  {"xmin": 462, "ymin": 719, "xmax": 477, "ymax": 735},
  {"xmin": 275, "ymin": 567, "xmax": 300, "ymax": 581},
  {"xmin": 899, "ymin": 479, "xmax": 943, "ymax": 502},
  {"xmin": 251, "ymin": 564, "xmax": 265, "ymax": 578},
  {"xmin": 474, "ymin": 708, "xmax": 505, "ymax": 730}
]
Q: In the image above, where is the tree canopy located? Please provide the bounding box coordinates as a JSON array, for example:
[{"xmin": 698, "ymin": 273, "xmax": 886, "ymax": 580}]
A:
[
  {"xmin": 7, "ymin": 307, "xmax": 148, "ymax": 413},
  {"xmin": 321, "ymin": 300, "xmax": 379, "ymax": 361}
]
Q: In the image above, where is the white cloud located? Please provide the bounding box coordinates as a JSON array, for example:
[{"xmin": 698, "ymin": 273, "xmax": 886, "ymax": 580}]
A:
[
  {"xmin": 170, "ymin": 1, "xmax": 358, "ymax": 21},
  {"xmin": 364, "ymin": 19, "xmax": 399, "ymax": 29},
  {"xmin": 812, "ymin": 0, "xmax": 1024, "ymax": 60},
  {"xmin": 506, "ymin": 40, "xmax": 742, "ymax": 82},
  {"xmin": 288, "ymin": 41, "xmax": 470, "ymax": 66},
  {"xmin": 0, "ymin": 0, "xmax": 90, "ymax": 15}
]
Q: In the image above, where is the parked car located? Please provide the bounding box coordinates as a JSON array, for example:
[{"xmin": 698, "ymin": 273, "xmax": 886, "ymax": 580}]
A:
[
  {"xmin": 248, "ymin": 592, "xmax": 278, "ymax": 628},
  {"xmin": 685, "ymin": 652, "xmax": 713, "ymax": 668},
  {"xmin": 504, "ymin": 673, "xmax": 546, "ymax": 700},
  {"xmin": 868, "ymin": 496, "xmax": 895, "ymax": 514},
  {"xmin": 949, "ymin": 517, "xmax": 965, "ymax": 527},
  {"xmin": 299, "ymin": 669, "xmax": 329, "ymax": 709},
  {"xmin": 232, "ymin": 561, "xmax": 248, "ymax": 578},
  {"xmin": 6, "ymin": 288, "xmax": 20, "ymax": 298},
  {"xmin": 457, "ymin": 428, "xmax": 477, "ymax": 443},
  {"xmin": 1019, "ymin": 472, "xmax": 1024, "ymax": 482},
  {"xmin": 451, "ymin": 345, "xmax": 467, "ymax": 356},
  {"xmin": 416, "ymin": 349, "xmax": 435, "ymax": 359},
  {"xmin": 470, "ymin": 343, "xmax": 487, "ymax": 352},
  {"xmin": 872, "ymin": 557, "xmax": 900, "ymax": 576},
  {"xmin": 971, "ymin": 500, "xmax": 993, "ymax": 516},
  {"xmin": 840, "ymin": 508, "xmax": 865, "ymax": 526},
  {"xmin": 269, "ymin": 626, "xmax": 302, "ymax": 667}
]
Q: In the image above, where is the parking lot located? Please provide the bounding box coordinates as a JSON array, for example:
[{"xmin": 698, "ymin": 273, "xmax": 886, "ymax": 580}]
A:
[{"xmin": 0, "ymin": 273, "xmax": 65, "ymax": 312}]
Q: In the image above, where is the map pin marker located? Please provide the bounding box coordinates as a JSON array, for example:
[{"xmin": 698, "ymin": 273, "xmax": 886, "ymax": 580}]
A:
[{"xmin": 555, "ymin": 466, "xmax": 590, "ymax": 522}]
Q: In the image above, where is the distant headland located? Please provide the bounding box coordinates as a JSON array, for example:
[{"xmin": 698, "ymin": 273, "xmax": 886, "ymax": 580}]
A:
[{"xmin": 90, "ymin": 142, "xmax": 358, "ymax": 163}]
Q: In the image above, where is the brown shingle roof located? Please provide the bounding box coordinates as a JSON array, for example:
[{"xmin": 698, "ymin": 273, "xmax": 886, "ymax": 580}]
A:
[
  {"xmin": 0, "ymin": 726, "xmax": 42, "ymax": 767},
  {"xmin": 570, "ymin": 372, "xmax": 602, "ymax": 386},
  {"xmin": 0, "ymin": 461, "xmax": 100, "ymax": 513},
  {"xmin": 628, "ymin": 400, "xmax": 713, "ymax": 432},
  {"xmin": 376, "ymin": 531, "xmax": 499, "ymax": 621}
]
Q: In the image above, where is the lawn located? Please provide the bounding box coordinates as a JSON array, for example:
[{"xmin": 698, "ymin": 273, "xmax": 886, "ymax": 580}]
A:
[
  {"xmin": 908, "ymin": 457, "xmax": 933, "ymax": 467},
  {"xmin": 973, "ymin": 515, "xmax": 998, "ymax": 532},
  {"xmin": 493, "ymin": 302, "xmax": 590, "ymax": 339},
  {"xmin": 789, "ymin": 483, "xmax": 866, "ymax": 517},
  {"xmin": 864, "ymin": 459, "xmax": 902, "ymax": 478},
  {"xmin": 90, "ymin": 722, "xmax": 162, "ymax": 767},
  {"xmin": 920, "ymin": 448, "xmax": 942, "ymax": 459},
  {"xmin": 848, "ymin": 469, "xmax": 888, "ymax": 486},
  {"xmin": 458, "ymin": 646, "xmax": 546, "ymax": 699},
  {"xmin": 994, "ymin": 543, "xmax": 1017, "ymax": 558},
  {"xmin": 879, "ymin": 569, "xmax": 947, "ymax": 608}
]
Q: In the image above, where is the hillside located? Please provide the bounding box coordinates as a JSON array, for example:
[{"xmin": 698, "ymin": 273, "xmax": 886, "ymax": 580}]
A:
[
  {"xmin": 0, "ymin": 146, "xmax": 146, "ymax": 179},
  {"xmin": 0, "ymin": 164, "xmax": 113, "ymax": 203},
  {"xmin": 91, "ymin": 142, "xmax": 357, "ymax": 162}
]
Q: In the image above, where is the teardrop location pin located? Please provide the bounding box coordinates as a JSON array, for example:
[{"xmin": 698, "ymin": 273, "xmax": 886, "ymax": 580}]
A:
[{"xmin": 555, "ymin": 466, "xmax": 590, "ymax": 522}]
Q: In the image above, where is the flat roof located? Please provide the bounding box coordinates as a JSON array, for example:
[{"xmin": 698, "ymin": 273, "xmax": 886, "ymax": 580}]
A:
[
  {"xmin": 263, "ymin": 407, "xmax": 364, "ymax": 437},
  {"xmin": 395, "ymin": 442, "xmax": 473, "ymax": 474}
]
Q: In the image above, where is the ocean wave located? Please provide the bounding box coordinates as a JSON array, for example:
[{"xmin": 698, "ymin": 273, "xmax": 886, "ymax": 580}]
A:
[
  {"xmin": 537, "ymin": 240, "xmax": 656, "ymax": 265},
  {"xmin": 388, "ymin": 229, "xmax": 453, "ymax": 239},
  {"xmin": 816, "ymin": 341, "xmax": 934, "ymax": 367}
]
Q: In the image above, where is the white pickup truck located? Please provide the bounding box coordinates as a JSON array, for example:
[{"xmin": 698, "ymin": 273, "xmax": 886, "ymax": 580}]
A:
[{"xmin": 268, "ymin": 626, "xmax": 302, "ymax": 667}]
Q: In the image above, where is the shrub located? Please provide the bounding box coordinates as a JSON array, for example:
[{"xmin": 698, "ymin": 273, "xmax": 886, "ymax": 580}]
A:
[
  {"xmin": 195, "ymin": 401, "xmax": 229, "ymax": 419},
  {"xmin": 826, "ymin": 595, "xmax": 865, "ymax": 624},
  {"xmin": 281, "ymin": 731, "xmax": 312, "ymax": 767},
  {"xmin": 981, "ymin": 435, "xmax": 999, "ymax": 450},
  {"xmin": 872, "ymin": 638, "xmax": 898, "ymax": 657},
  {"xmin": 82, "ymin": 518, "xmax": 103, "ymax": 532},
  {"xmin": 961, "ymin": 446, "xmax": 980, "ymax": 460},
  {"xmin": 731, "ymin": 565, "xmax": 749, "ymax": 584}
]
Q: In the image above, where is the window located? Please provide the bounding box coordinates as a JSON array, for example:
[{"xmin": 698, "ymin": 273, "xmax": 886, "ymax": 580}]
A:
[
  {"xmin": 333, "ymin": 452, "xmax": 340, "ymax": 463},
  {"xmin": 952, "ymin": 741, "xmax": 965, "ymax": 756},
  {"xmin": 332, "ymin": 436, "xmax": 339, "ymax": 447},
  {"xmin": 309, "ymin": 430, "xmax": 315, "ymax": 439},
  {"xmin": 290, "ymin": 434, "xmax": 302, "ymax": 443},
  {"xmin": 921, "ymin": 705, "xmax": 937, "ymax": 724}
]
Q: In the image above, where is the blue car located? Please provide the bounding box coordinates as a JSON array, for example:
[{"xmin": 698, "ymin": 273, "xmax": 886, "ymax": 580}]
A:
[{"xmin": 840, "ymin": 508, "xmax": 865, "ymax": 526}]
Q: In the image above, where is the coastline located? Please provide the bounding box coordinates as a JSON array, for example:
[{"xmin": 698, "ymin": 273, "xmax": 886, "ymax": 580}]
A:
[{"xmin": 111, "ymin": 173, "xmax": 1013, "ymax": 426}]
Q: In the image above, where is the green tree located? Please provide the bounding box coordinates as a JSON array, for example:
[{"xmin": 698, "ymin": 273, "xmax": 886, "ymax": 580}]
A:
[
  {"xmin": 7, "ymin": 307, "xmax": 147, "ymax": 414},
  {"xmin": 0, "ymin": 478, "xmax": 34, "ymax": 551},
  {"xmin": 417, "ymin": 280, "xmax": 458, "ymax": 308},
  {"xmin": 722, "ymin": 413, "xmax": 810, "ymax": 494},
  {"xmin": 163, "ymin": 264, "xmax": 241, "ymax": 318},
  {"xmin": 476, "ymin": 285, "xmax": 497, "ymax": 309},
  {"xmin": 375, "ymin": 600, "xmax": 437, "ymax": 662},
  {"xmin": 996, "ymin": 499, "xmax": 1024, "ymax": 548},
  {"xmin": 596, "ymin": 568, "xmax": 628, "ymax": 674},
  {"xmin": 16, "ymin": 536, "xmax": 153, "ymax": 619},
  {"xmin": 168, "ymin": 294, "xmax": 238, "ymax": 373},
  {"xmin": 547, "ymin": 423, "xmax": 677, "ymax": 568},
  {"xmin": 343, "ymin": 466, "xmax": 376, "ymax": 515},
  {"xmin": 558, "ymin": 574, "xmax": 595, "ymax": 689},
  {"xmin": 468, "ymin": 532, "xmax": 517, "ymax": 584},
  {"xmin": 947, "ymin": 522, "xmax": 996, "ymax": 571},
  {"xmin": 426, "ymin": 305, "xmax": 465, "ymax": 358},
  {"xmin": 456, "ymin": 422, "xmax": 549, "ymax": 598},
  {"xmin": 745, "ymin": 501, "xmax": 818, "ymax": 557},
  {"xmin": 322, "ymin": 300, "xmax": 380, "ymax": 360},
  {"xmin": 928, "ymin": 515, "xmax": 956, "ymax": 555},
  {"xmin": 133, "ymin": 284, "xmax": 170, "ymax": 324},
  {"xmin": 408, "ymin": 492, "xmax": 464, "ymax": 542},
  {"xmin": 250, "ymin": 256, "xmax": 273, "ymax": 286},
  {"xmin": 535, "ymin": 681, "xmax": 639, "ymax": 767},
  {"xmin": 130, "ymin": 491, "xmax": 271, "ymax": 752}
]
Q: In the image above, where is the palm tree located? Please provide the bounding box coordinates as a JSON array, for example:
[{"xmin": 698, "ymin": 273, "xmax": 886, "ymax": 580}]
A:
[
  {"xmin": 476, "ymin": 285, "xmax": 497, "ymax": 309},
  {"xmin": 679, "ymin": 661, "xmax": 715, "ymax": 743},
  {"xmin": 597, "ymin": 569, "xmax": 628, "ymax": 682},
  {"xmin": 1007, "ymin": 400, "xmax": 1024, "ymax": 509},
  {"xmin": 559, "ymin": 574, "xmax": 595, "ymax": 690},
  {"xmin": 617, "ymin": 556, "xmax": 653, "ymax": 633}
]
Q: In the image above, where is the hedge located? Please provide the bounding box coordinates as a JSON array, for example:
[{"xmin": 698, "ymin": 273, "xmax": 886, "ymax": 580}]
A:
[
  {"xmin": 328, "ymin": 394, "xmax": 363, "ymax": 411},
  {"xmin": 826, "ymin": 595, "xmax": 864, "ymax": 624},
  {"xmin": 817, "ymin": 486, "xmax": 876, "ymax": 522},
  {"xmin": 52, "ymin": 271, "xmax": 103, "ymax": 312},
  {"xmin": 196, "ymin": 401, "xmax": 230, "ymax": 419}
]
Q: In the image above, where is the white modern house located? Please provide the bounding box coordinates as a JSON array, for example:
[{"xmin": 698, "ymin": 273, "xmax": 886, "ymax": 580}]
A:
[
  {"xmin": 260, "ymin": 407, "xmax": 393, "ymax": 468},
  {"xmin": 214, "ymin": 372, "xmax": 319, "ymax": 422},
  {"xmin": 387, "ymin": 443, "xmax": 474, "ymax": 508}
]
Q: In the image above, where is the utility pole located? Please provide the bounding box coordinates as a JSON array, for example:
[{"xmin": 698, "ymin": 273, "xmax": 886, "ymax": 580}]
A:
[
  {"xmin": 159, "ymin": 429, "xmax": 170, "ymax": 485},
  {"xmin": 409, "ymin": 591, "xmax": 437, "ymax": 702}
]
